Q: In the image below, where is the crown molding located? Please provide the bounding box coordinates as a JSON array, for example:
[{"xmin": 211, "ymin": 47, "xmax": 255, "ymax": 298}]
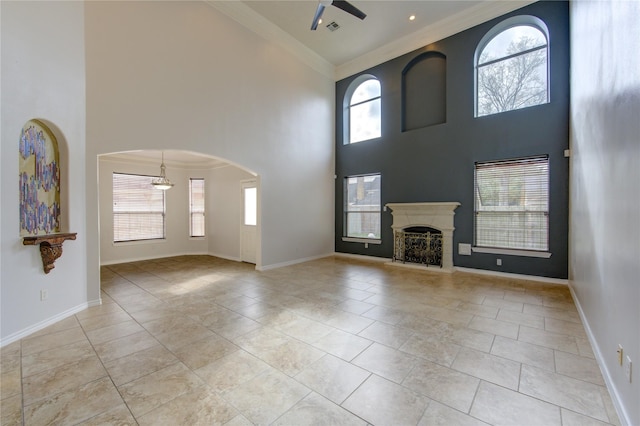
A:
[
  {"xmin": 335, "ymin": 0, "xmax": 537, "ymax": 80},
  {"xmin": 204, "ymin": 0, "xmax": 335, "ymax": 79}
]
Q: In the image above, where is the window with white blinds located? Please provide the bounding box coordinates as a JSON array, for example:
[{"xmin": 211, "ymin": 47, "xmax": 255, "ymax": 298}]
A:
[
  {"xmin": 113, "ymin": 173, "xmax": 165, "ymax": 242},
  {"xmin": 189, "ymin": 178, "xmax": 205, "ymax": 237},
  {"xmin": 474, "ymin": 156, "xmax": 549, "ymax": 251}
]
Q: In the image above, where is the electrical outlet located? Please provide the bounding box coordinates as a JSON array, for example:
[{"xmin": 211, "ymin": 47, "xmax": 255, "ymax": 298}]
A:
[
  {"xmin": 496, "ymin": 258, "xmax": 502, "ymax": 266},
  {"xmin": 624, "ymin": 356, "xmax": 632, "ymax": 383},
  {"xmin": 618, "ymin": 344, "xmax": 624, "ymax": 365},
  {"xmin": 40, "ymin": 289, "xmax": 48, "ymax": 301}
]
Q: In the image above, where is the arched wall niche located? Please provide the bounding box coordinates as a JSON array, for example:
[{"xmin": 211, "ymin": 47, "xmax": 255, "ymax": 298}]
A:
[
  {"xmin": 401, "ymin": 51, "xmax": 447, "ymax": 131},
  {"xmin": 18, "ymin": 119, "xmax": 70, "ymax": 236}
]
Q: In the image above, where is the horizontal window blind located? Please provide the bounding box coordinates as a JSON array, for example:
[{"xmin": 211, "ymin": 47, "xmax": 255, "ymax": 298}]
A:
[
  {"xmin": 113, "ymin": 173, "xmax": 165, "ymax": 242},
  {"xmin": 345, "ymin": 174, "xmax": 381, "ymax": 239},
  {"xmin": 189, "ymin": 178, "xmax": 205, "ymax": 237},
  {"xmin": 474, "ymin": 156, "xmax": 549, "ymax": 251}
]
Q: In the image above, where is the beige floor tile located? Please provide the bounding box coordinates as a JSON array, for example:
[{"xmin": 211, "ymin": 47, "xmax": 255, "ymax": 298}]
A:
[
  {"xmin": 118, "ymin": 362, "xmax": 205, "ymax": 418},
  {"xmin": 194, "ymin": 349, "xmax": 271, "ymax": 392},
  {"xmin": 545, "ymin": 317, "xmax": 589, "ymax": 338},
  {"xmin": 85, "ymin": 319, "xmax": 145, "ymax": 345},
  {"xmin": 259, "ymin": 339, "xmax": 325, "ymax": 376},
  {"xmin": 137, "ymin": 385, "xmax": 237, "ymax": 426},
  {"xmin": 21, "ymin": 326, "xmax": 87, "ymax": 356},
  {"xmin": 418, "ymin": 400, "xmax": 490, "ymax": 426},
  {"xmin": 172, "ymin": 334, "xmax": 238, "ymax": 370},
  {"xmin": 78, "ymin": 403, "xmax": 137, "ymax": 425},
  {"xmin": 519, "ymin": 325, "xmax": 579, "ymax": 354},
  {"xmin": 561, "ymin": 408, "xmax": 612, "ymax": 426},
  {"xmin": 342, "ymin": 374, "xmax": 430, "ymax": 426},
  {"xmin": 0, "ymin": 367, "xmax": 21, "ymax": 400},
  {"xmin": 312, "ymin": 329, "xmax": 373, "ymax": 361},
  {"xmin": 490, "ymin": 335, "xmax": 555, "ymax": 370},
  {"xmin": 294, "ymin": 354, "xmax": 370, "ymax": 404},
  {"xmin": 336, "ymin": 299, "xmax": 376, "ymax": 315},
  {"xmin": 93, "ymin": 330, "xmax": 158, "ymax": 363},
  {"xmin": 273, "ymin": 392, "xmax": 367, "ymax": 426},
  {"xmin": 523, "ymin": 303, "xmax": 581, "ymax": 323},
  {"xmin": 23, "ymin": 377, "xmax": 124, "ymax": 425},
  {"xmin": 77, "ymin": 309, "xmax": 133, "ymax": 332},
  {"xmin": 469, "ymin": 316, "xmax": 519, "ymax": 339},
  {"xmin": 358, "ymin": 320, "xmax": 414, "ymax": 348},
  {"xmin": 352, "ymin": 342, "xmax": 417, "ymax": 383},
  {"xmin": 22, "ymin": 339, "xmax": 96, "ymax": 377},
  {"xmin": 29, "ymin": 315, "xmax": 81, "ymax": 338},
  {"xmin": 481, "ymin": 296, "xmax": 524, "ymax": 313},
  {"xmin": 221, "ymin": 368, "xmax": 311, "ymax": 424},
  {"xmin": 496, "ymin": 309, "xmax": 545, "ymax": 329},
  {"xmin": 400, "ymin": 332, "xmax": 461, "ymax": 366},
  {"xmin": 403, "ymin": 358, "xmax": 480, "ymax": 412},
  {"xmin": 104, "ymin": 344, "xmax": 179, "ymax": 386},
  {"xmin": 0, "ymin": 341, "xmax": 21, "ymax": 373},
  {"xmin": 362, "ymin": 305, "xmax": 408, "ymax": 325},
  {"xmin": 519, "ymin": 364, "xmax": 609, "ymax": 422},
  {"xmin": 23, "ymin": 355, "xmax": 107, "ymax": 405},
  {"xmin": 456, "ymin": 302, "xmax": 499, "ymax": 319},
  {"xmin": 273, "ymin": 314, "xmax": 335, "ymax": 344},
  {"xmin": 470, "ymin": 380, "xmax": 561, "ymax": 426},
  {"xmin": 452, "ymin": 347, "xmax": 521, "ymax": 390},
  {"xmin": 232, "ymin": 327, "xmax": 291, "ymax": 353},
  {"xmin": 555, "ymin": 350, "xmax": 605, "ymax": 385},
  {"xmin": 0, "ymin": 394, "xmax": 23, "ymax": 425}
]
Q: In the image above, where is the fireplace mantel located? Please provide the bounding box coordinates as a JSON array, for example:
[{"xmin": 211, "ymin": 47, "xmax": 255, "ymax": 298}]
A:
[{"xmin": 385, "ymin": 202, "xmax": 460, "ymax": 271}]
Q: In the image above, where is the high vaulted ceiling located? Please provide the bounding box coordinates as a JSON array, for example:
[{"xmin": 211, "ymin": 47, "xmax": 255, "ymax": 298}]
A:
[{"xmin": 210, "ymin": 0, "xmax": 535, "ymax": 80}]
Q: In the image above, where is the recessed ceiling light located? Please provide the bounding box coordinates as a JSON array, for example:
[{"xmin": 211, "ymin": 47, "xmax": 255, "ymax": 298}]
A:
[{"xmin": 409, "ymin": 15, "xmax": 416, "ymax": 21}]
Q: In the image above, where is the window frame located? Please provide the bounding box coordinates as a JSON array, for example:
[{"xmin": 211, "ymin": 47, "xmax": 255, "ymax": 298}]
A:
[
  {"xmin": 472, "ymin": 155, "xmax": 551, "ymax": 258},
  {"xmin": 112, "ymin": 172, "xmax": 166, "ymax": 243},
  {"xmin": 342, "ymin": 173, "xmax": 382, "ymax": 243},
  {"xmin": 474, "ymin": 15, "xmax": 550, "ymax": 118},
  {"xmin": 189, "ymin": 178, "xmax": 205, "ymax": 238},
  {"xmin": 343, "ymin": 74, "xmax": 382, "ymax": 145}
]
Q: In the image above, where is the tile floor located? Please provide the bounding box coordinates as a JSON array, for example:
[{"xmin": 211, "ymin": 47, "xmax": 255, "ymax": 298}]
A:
[{"xmin": 0, "ymin": 255, "xmax": 621, "ymax": 425}]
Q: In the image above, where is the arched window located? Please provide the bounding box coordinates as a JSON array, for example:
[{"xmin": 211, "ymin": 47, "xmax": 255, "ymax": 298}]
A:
[
  {"xmin": 475, "ymin": 16, "xmax": 549, "ymax": 117},
  {"xmin": 344, "ymin": 75, "xmax": 381, "ymax": 144}
]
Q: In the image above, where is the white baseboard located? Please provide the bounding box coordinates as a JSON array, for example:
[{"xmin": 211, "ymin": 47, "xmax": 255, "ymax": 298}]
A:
[
  {"xmin": 334, "ymin": 252, "xmax": 390, "ymax": 263},
  {"xmin": 207, "ymin": 252, "xmax": 241, "ymax": 263},
  {"xmin": 568, "ymin": 282, "xmax": 631, "ymax": 426},
  {"xmin": 100, "ymin": 252, "xmax": 209, "ymax": 266},
  {"xmin": 257, "ymin": 253, "xmax": 335, "ymax": 271},
  {"xmin": 0, "ymin": 298, "xmax": 102, "ymax": 348},
  {"xmin": 454, "ymin": 266, "xmax": 569, "ymax": 285}
]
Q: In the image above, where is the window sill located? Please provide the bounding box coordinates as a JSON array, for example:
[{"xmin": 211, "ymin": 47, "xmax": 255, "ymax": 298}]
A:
[
  {"xmin": 472, "ymin": 246, "xmax": 551, "ymax": 258},
  {"xmin": 113, "ymin": 238, "xmax": 166, "ymax": 246},
  {"xmin": 342, "ymin": 237, "xmax": 382, "ymax": 245}
]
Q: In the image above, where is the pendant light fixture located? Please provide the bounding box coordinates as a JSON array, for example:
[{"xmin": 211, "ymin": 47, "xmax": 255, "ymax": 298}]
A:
[{"xmin": 151, "ymin": 151, "xmax": 174, "ymax": 190}]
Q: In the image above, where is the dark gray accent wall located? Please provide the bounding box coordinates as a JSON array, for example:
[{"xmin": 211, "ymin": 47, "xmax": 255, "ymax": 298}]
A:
[{"xmin": 335, "ymin": 1, "xmax": 570, "ymax": 279}]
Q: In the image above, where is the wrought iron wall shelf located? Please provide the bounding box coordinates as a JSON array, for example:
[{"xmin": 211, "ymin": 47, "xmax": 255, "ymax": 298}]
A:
[{"xmin": 23, "ymin": 233, "xmax": 77, "ymax": 274}]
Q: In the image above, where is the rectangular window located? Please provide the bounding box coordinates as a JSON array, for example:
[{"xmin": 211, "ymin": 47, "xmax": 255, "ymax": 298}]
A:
[
  {"xmin": 474, "ymin": 156, "xmax": 549, "ymax": 252},
  {"xmin": 345, "ymin": 174, "xmax": 381, "ymax": 239},
  {"xmin": 113, "ymin": 173, "xmax": 165, "ymax": 242},
  {"xmin": 189, "ymin": 178, "xmax": 205, "ymax": 237}
]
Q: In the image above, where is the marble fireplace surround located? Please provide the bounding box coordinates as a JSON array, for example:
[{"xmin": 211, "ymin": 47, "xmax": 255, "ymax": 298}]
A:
[{"xmin": 385, "ymin": 202, "xmax": 460, "ymax": 271}]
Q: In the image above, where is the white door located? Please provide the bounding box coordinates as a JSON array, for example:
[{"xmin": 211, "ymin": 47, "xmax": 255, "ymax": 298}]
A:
[{"xmin": 240, "ymin": 180, "xmax": 257, "ymax": 264}]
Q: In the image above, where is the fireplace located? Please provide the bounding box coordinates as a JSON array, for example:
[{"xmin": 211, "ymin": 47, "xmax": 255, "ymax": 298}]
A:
[
  {"xmin": 386, "ymin": 202, "xmax": 460, "ymax": 271},
  {"xmin": 393, "ymin": 226, "xmax": 443, "ymax": 267}
]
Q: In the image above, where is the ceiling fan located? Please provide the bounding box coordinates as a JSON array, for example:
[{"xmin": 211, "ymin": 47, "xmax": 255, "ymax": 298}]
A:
[{"xmin": 310, "ymin": 0, "xmax": 367, "ymax": 30}]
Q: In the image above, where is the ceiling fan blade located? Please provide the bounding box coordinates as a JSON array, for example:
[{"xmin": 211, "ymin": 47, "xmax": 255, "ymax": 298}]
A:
[
  {"xmin": 331, "ymin": 0, "xmax": 366, "ymax": 20},
  {"xmin": 310, "ymin": 3, "xmax": 326, "ymax": 30}
]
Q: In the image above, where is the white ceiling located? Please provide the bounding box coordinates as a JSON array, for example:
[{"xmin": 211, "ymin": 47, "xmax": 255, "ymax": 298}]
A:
[{"xmin": 242, "ymin": 0, "xmax": 483, "ymax": 66}]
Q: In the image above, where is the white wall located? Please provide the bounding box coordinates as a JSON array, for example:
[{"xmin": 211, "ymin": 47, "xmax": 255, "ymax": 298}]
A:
[
  {"xmin": 208, "ymin": 166, "xmax": 255, "ymax": 261},
  {"xmin": 569, "ymin": 1, "xmax": 640, "ymax": 424},
  {"xmin": 1, "ymin": 1, "xmax": 91, "ymax": 343},
  {"xmin": 98, "ymin": 156, "xmax": 209, "ymax": 264},
  {"xmin": 84, "ymin": 0, "xmax": 335, "ymax": 287}
]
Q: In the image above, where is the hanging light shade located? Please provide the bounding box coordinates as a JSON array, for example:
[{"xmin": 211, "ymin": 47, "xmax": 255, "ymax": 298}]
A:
[{"xmin": 151, "ymin": 151, "xmax": 174, "ymax": 190}]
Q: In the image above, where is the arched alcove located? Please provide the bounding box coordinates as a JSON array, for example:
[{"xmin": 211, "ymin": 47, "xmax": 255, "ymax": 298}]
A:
[{"xmin": 401, "ymin": 51, "xmax": 447, "ymax": 131}]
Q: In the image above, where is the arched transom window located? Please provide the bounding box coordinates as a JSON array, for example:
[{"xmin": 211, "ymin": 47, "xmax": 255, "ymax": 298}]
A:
[
  {"xmin": 345, "ymin": 76, "xmax": 381, "ymax": 144},
  {"xmin": 476, "ymin": 17, "xmax": 549, "ymax": 117}
]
